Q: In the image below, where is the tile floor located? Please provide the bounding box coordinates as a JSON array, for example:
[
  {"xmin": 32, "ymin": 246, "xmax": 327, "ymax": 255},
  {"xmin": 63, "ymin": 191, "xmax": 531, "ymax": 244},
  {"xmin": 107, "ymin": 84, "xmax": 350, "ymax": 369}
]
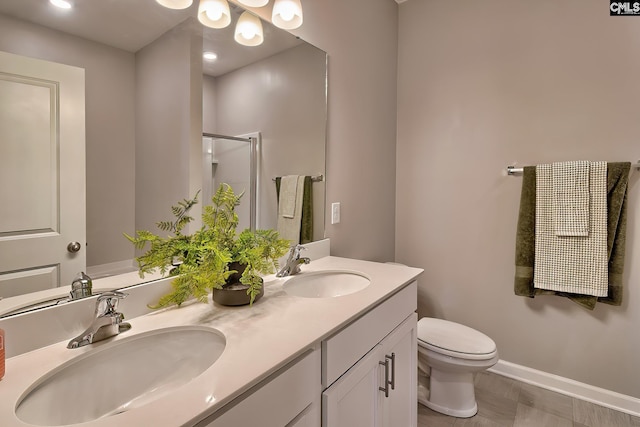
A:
[{"xmin": 418, "ymin": 371, "xmax": 640, "ymax": 427}]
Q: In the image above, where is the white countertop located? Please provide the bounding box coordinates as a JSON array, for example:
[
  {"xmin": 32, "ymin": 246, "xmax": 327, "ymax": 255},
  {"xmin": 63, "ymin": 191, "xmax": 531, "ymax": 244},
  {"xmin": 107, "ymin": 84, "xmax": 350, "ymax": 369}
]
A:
[{"xmin": 0, "ymin": 256, "xmax": 422, "ymax": 427}]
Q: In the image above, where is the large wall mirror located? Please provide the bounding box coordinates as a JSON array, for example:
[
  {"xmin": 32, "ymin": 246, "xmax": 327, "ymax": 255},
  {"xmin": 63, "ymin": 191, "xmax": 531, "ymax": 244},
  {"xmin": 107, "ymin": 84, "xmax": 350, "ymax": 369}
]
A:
[{"xmin": 0, "ymin": 0, "xmax": 327, "ymax": 317}]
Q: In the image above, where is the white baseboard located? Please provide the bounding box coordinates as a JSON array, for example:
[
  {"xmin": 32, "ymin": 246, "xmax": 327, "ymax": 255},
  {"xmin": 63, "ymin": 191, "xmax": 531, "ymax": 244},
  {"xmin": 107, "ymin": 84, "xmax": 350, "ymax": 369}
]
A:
[{"xmin": 489, "ymin": 360, "xmax": 640, "ymax": 417}]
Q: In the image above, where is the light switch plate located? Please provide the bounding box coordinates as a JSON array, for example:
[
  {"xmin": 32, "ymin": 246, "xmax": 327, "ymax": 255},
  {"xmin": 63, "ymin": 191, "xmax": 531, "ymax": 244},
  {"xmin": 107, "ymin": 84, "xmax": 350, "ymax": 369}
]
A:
[{"xmin": 331, "ymin": 202, "xmax": 340, "ymax": 224}]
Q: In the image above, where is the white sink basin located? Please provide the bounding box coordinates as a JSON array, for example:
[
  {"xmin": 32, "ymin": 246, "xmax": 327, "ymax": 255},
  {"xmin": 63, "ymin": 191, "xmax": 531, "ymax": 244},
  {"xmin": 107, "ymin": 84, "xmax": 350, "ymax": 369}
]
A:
[
  {"xmin": 283, "ymin": 270, "xmax": 371, "ymax": 298},
  {"xmin": 15, "ymin": 326, "xmax": 226, "ymax": 426}
]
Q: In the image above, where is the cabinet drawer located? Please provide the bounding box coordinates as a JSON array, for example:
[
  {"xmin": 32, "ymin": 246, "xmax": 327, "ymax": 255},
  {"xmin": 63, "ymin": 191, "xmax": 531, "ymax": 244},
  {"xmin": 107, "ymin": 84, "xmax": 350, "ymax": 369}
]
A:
[
  {"xmin": 198, "ymin": 348, "xmax": 320, "ymax": 427},
  {"xmin": 322, "ymin": 281, "xmax": 417, "ymax": 388}
]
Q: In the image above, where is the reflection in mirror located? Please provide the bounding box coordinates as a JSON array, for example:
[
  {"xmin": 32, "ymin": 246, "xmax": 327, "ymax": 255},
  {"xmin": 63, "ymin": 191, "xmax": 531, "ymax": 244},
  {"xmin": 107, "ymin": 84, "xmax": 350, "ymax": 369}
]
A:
[
  {"xmin": 202, "ymin": 132, "xmax": 258, "ymax": 232},
  {"xmin": 0, "ymin": 0, "xmax": 327, "ymax": 317}
]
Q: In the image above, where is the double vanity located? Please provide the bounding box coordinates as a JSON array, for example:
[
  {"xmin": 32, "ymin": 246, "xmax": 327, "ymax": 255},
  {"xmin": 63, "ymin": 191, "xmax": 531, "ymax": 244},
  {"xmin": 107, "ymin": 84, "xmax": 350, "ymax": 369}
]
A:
[{"xmin": 0, "ymin": 250, "xmax": 422, "ymax": 426}]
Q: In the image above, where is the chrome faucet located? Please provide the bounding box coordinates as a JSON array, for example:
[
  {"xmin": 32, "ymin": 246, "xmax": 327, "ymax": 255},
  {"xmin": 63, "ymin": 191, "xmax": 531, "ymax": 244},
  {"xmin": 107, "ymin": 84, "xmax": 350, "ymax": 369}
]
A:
[
  {"xmin": 70, "ymin": 271, "xmax": 93, "ymax": 300},
  {"xmin": 67, "ymin": 291, "xmax": 131, "ymax": 349},
  {"xmin": 277, "ymin": 244, "xmax": 311, "ymax": 277}
]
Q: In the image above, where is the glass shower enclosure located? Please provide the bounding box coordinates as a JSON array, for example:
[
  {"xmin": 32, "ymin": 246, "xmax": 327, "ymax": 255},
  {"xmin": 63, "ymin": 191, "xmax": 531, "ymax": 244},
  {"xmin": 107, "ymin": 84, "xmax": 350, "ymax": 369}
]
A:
[{"xmin": 202, "ymin": 132, "xmax": 259, "ymax": 231}]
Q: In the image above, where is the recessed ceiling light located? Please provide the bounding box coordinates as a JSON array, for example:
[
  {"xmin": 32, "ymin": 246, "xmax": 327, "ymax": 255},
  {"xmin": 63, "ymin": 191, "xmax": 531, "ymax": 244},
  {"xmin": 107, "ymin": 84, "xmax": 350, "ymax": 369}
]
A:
[
  {"xmin": 50, "ymin": 0, "xmax": 72, "ymax": 9},
  {"xmin": 203, "ymin": 52, "xmax": 218, "ymax": 61}
]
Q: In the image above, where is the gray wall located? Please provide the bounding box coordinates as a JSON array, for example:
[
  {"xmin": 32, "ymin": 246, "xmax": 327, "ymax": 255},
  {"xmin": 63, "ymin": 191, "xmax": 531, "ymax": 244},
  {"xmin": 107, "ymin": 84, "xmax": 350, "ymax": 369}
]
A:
[
  {"xmin": 245, "ymin": 0, "xmax": 400, "ymax": 261},
  {"xmin": 205, "ymin": 43, "xmax": 326, "ymax": 241},
  {"xmin": 0, "ymin": 14, "xmax": 136, "ymax": 267},
  {"xmin": 135, "ymin": 22, "xmax": 204, "ymax": 234},
  {"xmin": 396, "ymin": 0, "xmax": 640, "ymax": 398}
]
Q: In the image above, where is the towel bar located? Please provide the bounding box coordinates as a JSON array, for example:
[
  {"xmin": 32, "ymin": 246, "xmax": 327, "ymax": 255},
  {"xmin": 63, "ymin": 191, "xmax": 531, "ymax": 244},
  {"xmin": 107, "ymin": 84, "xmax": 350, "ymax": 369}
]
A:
[
  {"xmin": 272, "ymin": 174, "xmax": 324, "ymax": 182},
  {"xmin": 506, "ymin": 161, "xmax": 640, "ymax": 176}
]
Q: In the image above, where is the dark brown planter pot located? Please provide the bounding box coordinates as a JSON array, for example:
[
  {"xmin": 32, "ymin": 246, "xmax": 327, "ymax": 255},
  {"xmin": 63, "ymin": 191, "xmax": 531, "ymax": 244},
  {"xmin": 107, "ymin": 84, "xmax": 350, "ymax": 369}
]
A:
[{"xmin": 212, "ymin": 262, "xmax": 264, "ymax": 306}]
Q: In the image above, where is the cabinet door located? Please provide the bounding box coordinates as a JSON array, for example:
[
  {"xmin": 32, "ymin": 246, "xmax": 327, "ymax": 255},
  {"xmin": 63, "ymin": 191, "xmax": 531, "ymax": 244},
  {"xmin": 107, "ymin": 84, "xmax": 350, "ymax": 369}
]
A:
[
  {"xmin": 380, "ymin": 314, "xmax": 417, "ymax": 427},
  {"xmin": 322, "ymin": 344, "xmax": 383, "ymax": 427}
]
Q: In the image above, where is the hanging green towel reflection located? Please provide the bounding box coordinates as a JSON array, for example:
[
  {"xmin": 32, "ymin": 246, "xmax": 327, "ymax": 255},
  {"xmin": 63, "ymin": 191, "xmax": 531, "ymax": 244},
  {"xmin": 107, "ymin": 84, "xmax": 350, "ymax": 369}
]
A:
[
  {"xmin": 514, "ymin": 162, "xmax": 630, "ymax": 310},
  {"xmin": 275, "ymin": 175, "xmax": 314, "ymax": 244}
]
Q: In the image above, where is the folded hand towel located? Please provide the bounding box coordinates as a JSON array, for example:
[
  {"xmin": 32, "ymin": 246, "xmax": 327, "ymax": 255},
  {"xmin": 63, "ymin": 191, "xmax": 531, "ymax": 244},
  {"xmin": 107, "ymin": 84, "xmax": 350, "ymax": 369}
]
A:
[
  {"xmin": 552, "ymin": 161, "xmax": 590, "ymax": 236},
  {"xmin": 598, "ymin": 162, "xmax": 630, "ymax": 305},
  {"xmin": 535, "ymin": 161, "xmax": 608, "ymax": 297},
  {"xmin": 279, "ymin": 175, "xmax": 299, "ymax": 219},
  {"xmin": 277, "ymin": 175, "xmax": 305, "ymax": 244},
  {"xmin": 275, "ymin": 176, "xmax": 314, "ymax": 244},
  {"xmin": 514, "ymin": 162, "xmax": 630, "ymax": 309},
  {"xmin": 300, "ymin": 176, "xmax": 314, "ymax": 244},
  {"xmin": 514, "ymin": 166, "xmax": 540, "ymax": 298}
]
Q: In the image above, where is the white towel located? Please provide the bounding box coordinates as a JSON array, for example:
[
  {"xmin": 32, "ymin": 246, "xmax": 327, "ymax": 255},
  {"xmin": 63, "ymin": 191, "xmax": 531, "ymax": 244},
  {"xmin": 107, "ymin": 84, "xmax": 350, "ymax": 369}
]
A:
[
  {"xmin": 552, "ymin": 161, "xmax": 589, "ymax": 236},
  {"xmin": 279, "ymin": 175, "xmax": 299, "ymax": 218},
  {"xmin": 534, "ymin": 161, "xmax": 608, "ymax": 297},
  {"xmin": 277, "ymin": 175, "xmax": 305, "ymax": 245}
]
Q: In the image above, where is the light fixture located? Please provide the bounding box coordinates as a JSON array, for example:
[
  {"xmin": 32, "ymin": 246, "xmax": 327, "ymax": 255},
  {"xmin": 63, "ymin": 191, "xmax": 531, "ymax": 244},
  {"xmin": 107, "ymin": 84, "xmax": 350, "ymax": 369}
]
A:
[
  {"xmin": 50, "ymin": 0, "xmax": 72, "ymax": 9},
  {"xmin": 198, "ymin": 0, "xmax": 231, "ymax": 28},
  {"xmin": 234, "ymin": 11, "xmax": 264, "ymax": 46},
  {"xmin": 155, "ymin": 0, "xmax": 193, "ymax": 9},
  {"xmin": 272, "ymin": 0, "xmax": 303, "ymax": 30},
  {"xmin": 236, "ymin": 0, "xmax": 269, "ymax": 7},
  {"xmin": 155, "ymin": 0, "xmax": 304, "ymax": 47},
  {"xmin": 203, "ymin": 51, "xmax": 218, "ymax": 61}
]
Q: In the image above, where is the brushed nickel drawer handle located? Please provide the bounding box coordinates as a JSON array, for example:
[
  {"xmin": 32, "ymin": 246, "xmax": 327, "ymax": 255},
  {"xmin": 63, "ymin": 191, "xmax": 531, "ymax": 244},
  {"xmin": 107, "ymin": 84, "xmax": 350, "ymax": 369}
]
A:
[
  {"xmin": 386, "ymin": 353, "xmax": 396, "ymax": 390},
  {"xmin": 379, "ymin": 359, "xmax": 390, "ymax": 398}
]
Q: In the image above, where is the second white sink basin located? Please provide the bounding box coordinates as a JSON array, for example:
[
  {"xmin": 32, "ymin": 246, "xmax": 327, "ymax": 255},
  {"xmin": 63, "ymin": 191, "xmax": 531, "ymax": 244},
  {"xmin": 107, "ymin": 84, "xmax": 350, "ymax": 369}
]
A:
[
  {"xmin": 15, "ymin": 326, "xmax": 225, "ymax": 426},
  {"xmin": 283, "ymin": 270, "xmax": 371, "ymax": 298}
]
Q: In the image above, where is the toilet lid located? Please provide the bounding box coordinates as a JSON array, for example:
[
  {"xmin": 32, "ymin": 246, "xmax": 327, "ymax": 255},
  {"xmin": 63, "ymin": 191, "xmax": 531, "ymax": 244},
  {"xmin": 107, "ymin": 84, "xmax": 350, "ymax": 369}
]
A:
[{"xmin": 417, "ymin": 317, "xmax": 496, "ymax": 356}]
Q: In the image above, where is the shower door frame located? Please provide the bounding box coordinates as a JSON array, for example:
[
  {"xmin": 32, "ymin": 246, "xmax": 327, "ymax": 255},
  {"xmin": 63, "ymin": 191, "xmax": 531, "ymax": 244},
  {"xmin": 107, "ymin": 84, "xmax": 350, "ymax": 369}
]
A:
[{"xmin": 202, "ymin": 132, "xmax": 259, "ymax": 231}]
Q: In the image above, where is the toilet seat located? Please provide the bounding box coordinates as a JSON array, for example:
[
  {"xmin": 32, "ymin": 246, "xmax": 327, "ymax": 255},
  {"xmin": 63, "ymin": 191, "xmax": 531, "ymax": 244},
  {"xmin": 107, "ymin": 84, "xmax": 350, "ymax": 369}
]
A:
[{"xmin": 417, "ymin": 317, "xmax": 496, "ymax": 361}]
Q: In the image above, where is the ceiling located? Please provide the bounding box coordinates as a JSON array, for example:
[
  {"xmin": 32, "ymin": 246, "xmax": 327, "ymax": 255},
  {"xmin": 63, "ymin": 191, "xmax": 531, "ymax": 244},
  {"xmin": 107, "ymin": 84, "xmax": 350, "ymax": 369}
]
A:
[{"xmin": 0, "ymin": 0, "xmax": 301, "ymax": 76}]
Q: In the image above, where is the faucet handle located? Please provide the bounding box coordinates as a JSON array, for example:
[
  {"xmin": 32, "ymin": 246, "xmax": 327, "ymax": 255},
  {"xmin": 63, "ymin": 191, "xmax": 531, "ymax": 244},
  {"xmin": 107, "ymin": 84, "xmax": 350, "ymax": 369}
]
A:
[
  {"xmin": 95, "ymin": 291, "xmax": 127, "ymax": 316},
  {"xmin": 290, "ymin": 244, "xmax": 306, "ymax": 258}
]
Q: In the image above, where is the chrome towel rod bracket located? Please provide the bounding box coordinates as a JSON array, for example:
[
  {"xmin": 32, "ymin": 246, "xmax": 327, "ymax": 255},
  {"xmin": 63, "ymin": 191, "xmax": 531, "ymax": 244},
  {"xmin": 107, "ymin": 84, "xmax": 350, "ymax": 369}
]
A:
[{"xmin": 506, "ymin": 161, "xmax": 640, "ymax": 176}]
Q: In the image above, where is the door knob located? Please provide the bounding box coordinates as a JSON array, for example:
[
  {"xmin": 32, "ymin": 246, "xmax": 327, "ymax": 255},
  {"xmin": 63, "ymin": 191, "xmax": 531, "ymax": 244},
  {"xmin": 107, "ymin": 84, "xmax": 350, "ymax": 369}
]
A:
[{"xmin": 67, "ymin": 241, "xmax": 82, "ymax": 253}]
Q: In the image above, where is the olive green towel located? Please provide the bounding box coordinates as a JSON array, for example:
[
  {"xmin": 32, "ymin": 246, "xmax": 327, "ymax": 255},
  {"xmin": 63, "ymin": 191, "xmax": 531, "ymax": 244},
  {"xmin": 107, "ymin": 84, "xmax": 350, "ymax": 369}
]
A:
[
  {"xmin": 514, "ymin": 162, "xmax": 630, "ymax": 309},
  {"xmin": 276, "ymin": 176, "xmax": 314, "ymax": 244}
]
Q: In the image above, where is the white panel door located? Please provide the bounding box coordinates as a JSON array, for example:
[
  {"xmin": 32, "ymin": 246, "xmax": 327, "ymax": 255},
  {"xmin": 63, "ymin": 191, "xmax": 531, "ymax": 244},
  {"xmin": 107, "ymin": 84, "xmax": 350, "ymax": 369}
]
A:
[{"xmin": 0, "ymin": 51, "xmax": 85, "ymax": 297}]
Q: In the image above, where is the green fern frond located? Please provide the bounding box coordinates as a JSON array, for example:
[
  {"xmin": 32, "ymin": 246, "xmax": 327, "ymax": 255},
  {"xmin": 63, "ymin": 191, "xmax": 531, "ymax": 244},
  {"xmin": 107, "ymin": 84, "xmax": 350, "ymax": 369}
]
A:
[
  {"xmin": 128, "ymin": 183, "xmax": 290, "ymax": 310},
  {"xmin": 154, "ymin": 190, "xmax": 200, "ymax": 235},
  {"xmin": 156, "ymin": 221, "xmax": 174, "ymax": 232}
]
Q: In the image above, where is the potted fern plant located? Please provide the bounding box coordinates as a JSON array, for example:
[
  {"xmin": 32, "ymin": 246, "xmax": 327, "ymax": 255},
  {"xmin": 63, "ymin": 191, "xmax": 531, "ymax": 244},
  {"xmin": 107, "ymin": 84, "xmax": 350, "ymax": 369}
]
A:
[{"xmin": 125, "ymin": 183, "xmax": 290, "ymax": 308}]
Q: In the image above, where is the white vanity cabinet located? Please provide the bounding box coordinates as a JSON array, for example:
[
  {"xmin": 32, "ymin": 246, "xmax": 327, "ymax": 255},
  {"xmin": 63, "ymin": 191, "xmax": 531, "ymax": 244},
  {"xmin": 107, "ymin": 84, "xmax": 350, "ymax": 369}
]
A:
[
  {"xmin": 198, "ymin": 281, "xmax": 417, "ymax": 427},
  {"xmin": 322, "ymin": 282, "xmax": 417, "ymax": 427}
]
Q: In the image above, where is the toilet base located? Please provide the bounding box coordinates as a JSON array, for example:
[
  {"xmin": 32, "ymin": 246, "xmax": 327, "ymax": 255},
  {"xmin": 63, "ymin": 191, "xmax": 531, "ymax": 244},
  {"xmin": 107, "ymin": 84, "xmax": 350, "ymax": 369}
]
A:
[{"xmin": 419, "ymin": 368, "xmax": 478, "ymax": 418}]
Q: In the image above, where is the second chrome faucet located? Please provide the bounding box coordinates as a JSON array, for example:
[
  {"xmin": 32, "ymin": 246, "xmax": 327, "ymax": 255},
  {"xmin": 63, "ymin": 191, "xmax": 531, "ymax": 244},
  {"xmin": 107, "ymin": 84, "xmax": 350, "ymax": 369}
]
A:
[{"xmin": 277, "ymin": 244, "xmax": 311, "ymax": 277}]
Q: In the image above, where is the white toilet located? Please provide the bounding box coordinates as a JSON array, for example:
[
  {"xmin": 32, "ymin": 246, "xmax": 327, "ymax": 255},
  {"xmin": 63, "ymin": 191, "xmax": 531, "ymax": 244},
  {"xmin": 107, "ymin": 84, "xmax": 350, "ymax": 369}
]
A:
[{"xmin": 417, "ymin": 317, "xmax": 498, "ymax": 418}]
